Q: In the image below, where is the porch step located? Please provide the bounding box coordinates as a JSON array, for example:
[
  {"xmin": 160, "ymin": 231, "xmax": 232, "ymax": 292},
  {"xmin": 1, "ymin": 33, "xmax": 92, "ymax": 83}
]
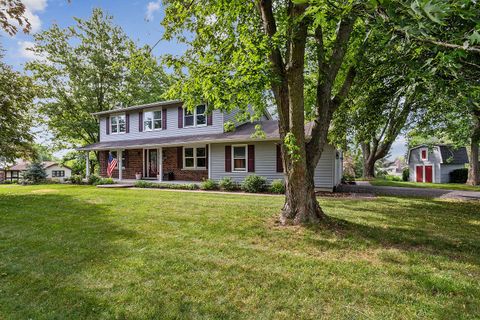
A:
[{"xmin": 96, "ymin": 184, "xmax": 134, "ymax": 188}]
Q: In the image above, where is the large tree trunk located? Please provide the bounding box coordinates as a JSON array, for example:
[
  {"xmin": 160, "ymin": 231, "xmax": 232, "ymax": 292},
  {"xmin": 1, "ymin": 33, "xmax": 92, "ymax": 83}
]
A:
[
  {"xmin": 363, "ymin": 158, "xmax": 375, "ymax": 179},
  {"xmin": 467, "ymin": 114, "xmax": 480, "ymax": 185},
  {"xmin": 280, "ymin": 146, "xmax": 324, "ymax": 224}
]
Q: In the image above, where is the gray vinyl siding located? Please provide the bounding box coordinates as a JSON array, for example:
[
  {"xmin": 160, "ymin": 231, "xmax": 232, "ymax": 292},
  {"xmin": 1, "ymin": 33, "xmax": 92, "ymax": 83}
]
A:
[
  {"xmin": 100, "ymin": 107, "xmax": 224, "ymax": 142},
  {"xmin": 440, "ymin": 164, "xmax": 466, "ymax": 183},
  {"xmin": 210, "ymin": 141, "xmax": 336, "ymax": 189},
  {"xmin": 224, "ymin": 105, "xmax": 268, "ymax": 127}
]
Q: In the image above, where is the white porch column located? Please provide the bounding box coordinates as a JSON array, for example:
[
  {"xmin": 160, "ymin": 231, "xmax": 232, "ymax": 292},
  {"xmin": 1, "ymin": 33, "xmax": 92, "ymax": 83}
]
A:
[
  {"xmin": 85, "ymin": 151, "xmax": 90, "ymax": 176},
  {"xmin": 208, "ymin": 143, "xmax": 211, "ymax": 179},
  {"xmin": 158, "ymin": 147, "xmax": 163, "ymax": 181},
  {"xmin": 118, "ymin": 149, "xmax": 123, "ymax": 181}
]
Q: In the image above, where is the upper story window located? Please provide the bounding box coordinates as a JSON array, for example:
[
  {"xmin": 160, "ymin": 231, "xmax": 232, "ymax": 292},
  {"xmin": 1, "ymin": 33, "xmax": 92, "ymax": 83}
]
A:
[
  {"xmin": 232, "ymin": 145, "xmax": 247, "ymax": 172},
  {"xmin": 421, "ymin": 148, "xmax": 428, "ymax": 161},
  {"xmin": 144, "ymin": 110, "xmax": 162, "ymax": 131},
  {"xmin": 184, "ymin": 104, "xmax": 206, "ymax": 127},
  {"xmin": 111, "ymin": 114, "xmax": 126, "ymax": 134}
]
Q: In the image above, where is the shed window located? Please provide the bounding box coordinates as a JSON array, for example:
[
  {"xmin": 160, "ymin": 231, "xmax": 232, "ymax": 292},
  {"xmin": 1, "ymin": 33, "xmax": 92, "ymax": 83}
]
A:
[{"xmin": 421, "ymin": 149, "xmax": 427, "ymax": 161}]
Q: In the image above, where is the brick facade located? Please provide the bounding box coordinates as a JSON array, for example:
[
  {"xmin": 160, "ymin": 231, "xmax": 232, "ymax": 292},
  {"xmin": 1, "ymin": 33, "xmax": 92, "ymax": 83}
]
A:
[
  {"xmin": 162, "ymin": 147, "xmax": 208, "ymax": 181},
  {"xmin": 99, "ymin": 147, "xmax": 208, "ymax": 181},
  {"xmin": 99, "ymin": 149, "xmax": 143, "ymax": 179}
]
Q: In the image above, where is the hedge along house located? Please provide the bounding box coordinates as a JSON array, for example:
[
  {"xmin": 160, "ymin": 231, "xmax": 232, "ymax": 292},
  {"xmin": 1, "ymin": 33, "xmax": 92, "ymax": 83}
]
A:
[
  {"xmin": 407, "ymin": 144, "xmax": 469, "ymax": 183},
  {"xmin": 78, "ymin": 100, "xmax": 343, "ymax": 191}
]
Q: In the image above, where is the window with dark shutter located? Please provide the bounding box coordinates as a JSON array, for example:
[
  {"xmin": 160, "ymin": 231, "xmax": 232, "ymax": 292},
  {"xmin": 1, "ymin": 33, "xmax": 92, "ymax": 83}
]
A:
[
  {"xmin": 177, "ymin": 147, "xmax": 183, "ymax": 168},
  {"xmin": 106, "ymin": 116, "xmax": 110, "ymax": 135},
  {"xmin": 162, "ymin": 108, "xmax": 167, "ymax": 130},
  {"xmin": 225, "ymin": 146, "xmax": 232, "ymax": 172},
  {"xmin": 139, "ymin": 111, "xmax": 143, "ymax": 132},
  {"xmin": 178, "ymin": 107, "xmax": 183, "ymax": 128},
  {"xmin": 276, "ymin": 144, "xmax": 284, "ymax": 173},
  {"xmin": 248, "ymin": 145, "xmax": 255, "ymax": 172}
]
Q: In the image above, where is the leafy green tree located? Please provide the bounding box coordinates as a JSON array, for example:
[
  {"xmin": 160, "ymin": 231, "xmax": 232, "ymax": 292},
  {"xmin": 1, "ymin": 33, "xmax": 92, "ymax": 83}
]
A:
[
  {"xmin": 22, "ymin": 161, "xmax": 47, "ymax": 184},
  {"xmin": 0, "ymin": 0, "xmax": 30, "ymax": 35},
  {"xmin": 26, "ymin": 8, "xmax": 172, "ymax": 160},
  {"xmin": 161, "ymin": 0, "xmax": 377, "ymax": 224},
  {"xmin": 0, "ymin": 51, "xmax": 36, "ymax": 164}
]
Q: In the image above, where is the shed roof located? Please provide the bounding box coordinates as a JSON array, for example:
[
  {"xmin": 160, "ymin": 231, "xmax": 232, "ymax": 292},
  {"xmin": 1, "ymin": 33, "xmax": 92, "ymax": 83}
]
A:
[{"xmin": 408, "ymin": 145, "xmax": 469, "ymax": 165}]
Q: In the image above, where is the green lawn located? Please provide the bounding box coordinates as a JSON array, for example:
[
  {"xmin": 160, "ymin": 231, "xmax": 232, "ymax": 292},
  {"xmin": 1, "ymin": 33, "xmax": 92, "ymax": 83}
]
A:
[
  {"xmin": 370, "ymin": 179, "xmax": 480, "ymax": 192},
  {"xmin": 1, "ymin": 185, "xmax": 479, "ymax": 319}
]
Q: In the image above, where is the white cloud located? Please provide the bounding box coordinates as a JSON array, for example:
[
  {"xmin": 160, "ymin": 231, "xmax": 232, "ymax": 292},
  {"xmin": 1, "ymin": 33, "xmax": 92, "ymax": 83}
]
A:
[
  {"xmin": 20, "ymin": 0, "xmax": 48, "ymax": 33},
  {"xmin": 23, "ymin": 0, "xmax": 47, "ymax": 12},
  {"xmin": 146, "ymin": 1, "xmax": 161, "ymax": 21},
  {"xmin": 18, "ymin": 40, "xmax": 47, "ymax": 61}
]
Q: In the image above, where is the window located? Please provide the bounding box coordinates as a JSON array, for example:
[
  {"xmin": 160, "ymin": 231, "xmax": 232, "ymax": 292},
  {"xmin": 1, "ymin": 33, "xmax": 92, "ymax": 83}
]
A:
[
  {"xmin": 232, "ymin": 145, "xmax": 247, "ymax": 172},
  {"xmin": 184, "ymin": 147, "xmax": 207, "ymax": 169},
  {"xmin": 184, "ymin": 104, "xmax": 207, "ymax": 127},
  {"xmin": 143, "ymin": 110, "xmax": 162, "ymax": 131},
  {"xmin": 111, "ymin": 114, "xmax": 126, "ymax": 134},
  {"xmin": 421, "ymin": 148, "xmax": 428, "ymax": 161},
  {"xmin": 52, "ymin": 170, "xmax": 65, "ymax": 177}
]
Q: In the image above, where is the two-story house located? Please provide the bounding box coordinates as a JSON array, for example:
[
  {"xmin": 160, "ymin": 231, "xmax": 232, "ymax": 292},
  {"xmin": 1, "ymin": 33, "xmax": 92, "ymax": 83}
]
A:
[{"xmin": 78, "ymin": 100, "xmax": 343, "ymax": 191}]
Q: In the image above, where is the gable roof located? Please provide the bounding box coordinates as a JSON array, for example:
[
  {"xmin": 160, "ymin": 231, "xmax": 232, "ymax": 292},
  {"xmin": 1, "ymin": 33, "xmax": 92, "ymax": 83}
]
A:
[
  {"xmin": 7, "ymin": 161, "xmax": 71, "ymax": 171},
  {"xmin": 77, "ymin": 120, "xmax": 315, "ymax": 151},
  {"xmin": 408, "ymin": 144, "xmax": 469, "ymax": 165}
]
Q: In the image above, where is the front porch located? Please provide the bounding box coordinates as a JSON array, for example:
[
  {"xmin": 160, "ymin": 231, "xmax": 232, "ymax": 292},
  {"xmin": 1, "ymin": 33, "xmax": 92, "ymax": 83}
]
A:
[{"xmin": 85, "ymin": 145, "xmax": 210, "ymax": 182}]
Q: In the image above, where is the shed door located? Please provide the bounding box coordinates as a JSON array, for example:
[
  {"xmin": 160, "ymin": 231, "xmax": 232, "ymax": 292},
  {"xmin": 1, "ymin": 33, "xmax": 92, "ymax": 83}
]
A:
[
  {"xmin": 425, "ymin": 165, "xmax": 433, "ymax": 183},
  {"xmin": 416, "ymin": 166, "xmax": 424, "ymax": 182}
]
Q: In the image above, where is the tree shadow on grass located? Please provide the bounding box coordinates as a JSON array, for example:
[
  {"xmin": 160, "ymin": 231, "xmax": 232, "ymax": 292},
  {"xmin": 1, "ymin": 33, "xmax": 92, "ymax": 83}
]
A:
[
  {"xmin": 0, "ymin": 191, "xmax": 244, "ymax": 319},
  {"xmin": 309, "ymin": 198, "xmax": 480, "ymax": 265}
]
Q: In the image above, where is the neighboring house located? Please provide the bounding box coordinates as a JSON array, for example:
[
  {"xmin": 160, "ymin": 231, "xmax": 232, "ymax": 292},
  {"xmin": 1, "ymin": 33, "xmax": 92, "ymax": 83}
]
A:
[
  {"xmin": 407, "ymin": 145, "xmax": 468, "ymax": 183},
  {"xmin": 4, "ymin": 161, "xmax": 72, "ymax": 182},
  {"xmin": 382, "ymin": 158, "xmax": 406, "ymax": 176},
  {"xmin": 78, "ymin": 100, "xmax": 343, "ymax": 191},
  {"xmin": 0, "ymin": 168, "xmax": 4, "ymax": 182}
]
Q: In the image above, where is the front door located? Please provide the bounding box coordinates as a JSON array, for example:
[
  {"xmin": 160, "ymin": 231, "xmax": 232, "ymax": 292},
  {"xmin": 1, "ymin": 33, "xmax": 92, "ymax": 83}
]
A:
[
  {"xmin": 425, "ymin": 165, "xmax": 433, "ymax": 183},
  {"xmin": 416, "ymin": 166, "xmax": 423, "ymax": 182},
  {"xmin": 145, "ymin": 149, "xmax": 158, "ymax": 178}
]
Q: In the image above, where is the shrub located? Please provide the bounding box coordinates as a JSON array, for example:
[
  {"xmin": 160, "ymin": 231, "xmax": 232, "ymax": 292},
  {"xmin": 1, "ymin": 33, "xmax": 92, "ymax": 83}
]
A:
[
  {"xmin": 242, "ymin": 174, "xmax": 267, "ymax": 193},
  {"xmin": 68, "ymin": 174, "xmax": 84, "ymax": 184},
  {"xmin": 342, "ymin": 174, "xmax": 355, "ymax": 184},
  {"xmin": 219, "ymin": 177, "xmax": 237, "ymax": 191},
  {"xmin": 269, "ymin": 179, "xmax": 285, "ymax": 194},
  {"xmin": 94, "ymin": 178, "xmax": 115, "ymax": 186},
  {"xmin": 22, "ymin": 162, "xmax": 47, "ymax": 184},
  {"xmin": 200, "ymin": 179, "xmax": 218, "ymax": 190},
  {"xmin": 1, "ymin": 180, "xmax": 16, "ymax": 185},
  {"xmin": 450, "ymin": 168, "xmax": 468, "ymax": 183},
  {"xmin": 134, "ymin": 180, "xmax": 156, "ymax": 188},
  {"xmin": 385, "ymin": 175, "xmax": 402, "ymax": 182},
  {"xmin": 402, "ymin": 168, "xmax": 410, "ymax": 181},
  {"xmin": 87, "ymin": 175, "xmax": 101, "ymax": 185}
]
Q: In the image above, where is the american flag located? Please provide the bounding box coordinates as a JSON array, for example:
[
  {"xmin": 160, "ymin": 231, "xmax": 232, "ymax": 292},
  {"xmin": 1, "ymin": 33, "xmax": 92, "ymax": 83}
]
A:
[{"xmin": 107, "ymin": 152, "xmax": 118, "ymax": 177}]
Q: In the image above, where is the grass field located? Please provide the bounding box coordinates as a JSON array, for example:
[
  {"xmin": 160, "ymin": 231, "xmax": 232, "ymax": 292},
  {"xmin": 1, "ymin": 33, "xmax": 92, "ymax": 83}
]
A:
[
  {"xmin": 0, "ymin": 184, "xmax": 479, "ymax": 319},
  {"xmin": 370, "ymin": 179, "xmax": 480, "ymax": 192}
]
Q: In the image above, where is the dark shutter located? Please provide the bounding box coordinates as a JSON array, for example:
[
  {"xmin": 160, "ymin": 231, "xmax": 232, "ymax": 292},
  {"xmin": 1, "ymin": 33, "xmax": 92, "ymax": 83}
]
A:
[
  {"xmin": 106, "ymin": 116, "xmax": 110, "ymax": 135},
  {"xmin": 205, "ymin": 145, "xmax": 209, "ymax": 169},
  {"xmin": 276, "ymin": 144, "xmax": 283, "ymax": 173},
  {"xmin": 125, "ymin": 114, "xmax": 130, "ymax": 133},
  {"xmin": 177, "ymin": 147, "xmax": 183, "ymax": 169},
  {"xmin": 139, "ymin": 111, "xmax": 143, "ymax": 132},
  {"xmin": 162, "ymin": 108, "xmax": 167, "ymax": 130},
  {"xmin": 248, "ymin": 145, "xmax": 255, "ymax": 172},
  {"xmin": 225, "ymin": 145, "xmax": 232, "ymax": 172},
  {"xmin": 178, "ymin": 107, "xmax": 183, "ymax": 128},
  {"xmin": 207, "ymin": 113, "xmax": 213, "ymax": 126}
]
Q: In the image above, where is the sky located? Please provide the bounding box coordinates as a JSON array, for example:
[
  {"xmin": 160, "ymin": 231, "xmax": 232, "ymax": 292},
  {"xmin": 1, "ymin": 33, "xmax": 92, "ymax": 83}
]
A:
[{"xmin": 1, "ymin": 0, "xmax": 407, "ymax": 160}]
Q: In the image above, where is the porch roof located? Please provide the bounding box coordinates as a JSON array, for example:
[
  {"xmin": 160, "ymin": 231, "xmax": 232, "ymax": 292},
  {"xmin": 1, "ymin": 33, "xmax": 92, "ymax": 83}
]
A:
[{"xmin": 78, "ymin": 120, "xmax": 306, "ymax": 151}]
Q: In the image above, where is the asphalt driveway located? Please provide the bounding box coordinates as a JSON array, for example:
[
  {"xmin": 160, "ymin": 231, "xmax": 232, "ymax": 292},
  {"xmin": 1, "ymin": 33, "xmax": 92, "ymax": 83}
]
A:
[{"xmin": 337, "ymin": 182, "xmax": 480, "ymax": 200}]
